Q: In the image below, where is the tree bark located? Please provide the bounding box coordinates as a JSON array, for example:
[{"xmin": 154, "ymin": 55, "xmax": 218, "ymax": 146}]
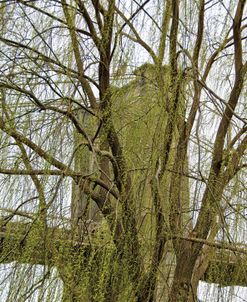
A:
[{"xmin": 1, "ymin": 219, "xmax": 246, "ymax": 287}]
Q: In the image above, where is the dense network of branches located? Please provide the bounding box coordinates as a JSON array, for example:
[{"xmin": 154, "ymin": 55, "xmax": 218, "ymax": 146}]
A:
[{"xmin": 0, "ymin": 1, "xmax": 246, "ymax": 301}]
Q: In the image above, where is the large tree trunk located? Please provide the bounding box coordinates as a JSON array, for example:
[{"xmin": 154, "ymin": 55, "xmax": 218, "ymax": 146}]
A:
[{"xmin": 168, "ymin": 240, "xmax": 197, "ymax": 302}]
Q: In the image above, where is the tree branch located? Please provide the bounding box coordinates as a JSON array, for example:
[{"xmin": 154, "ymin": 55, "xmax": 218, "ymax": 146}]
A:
[{"xmin": 1, "ymin": 219, "xmax": 246, "ymax": 286}]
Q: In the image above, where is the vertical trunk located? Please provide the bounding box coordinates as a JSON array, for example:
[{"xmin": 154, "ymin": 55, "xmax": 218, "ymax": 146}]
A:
[
  {"xmin": 168, "ymin": 242, "xmax": 197, "ymax": 302},
  {"xmin": 58, "ymin": 244, "xmax": 118, "ymax": 302},
  {"xmin": 60, "ymin": 112, "xmax": 99, "ymax": 301},
  {"xmin": 58, "ymin": 247, "xmax": 89, "ymax": 302},
  {"xmin": 71, "ymin": 111, "xmax": 99, "ymax": 239}
]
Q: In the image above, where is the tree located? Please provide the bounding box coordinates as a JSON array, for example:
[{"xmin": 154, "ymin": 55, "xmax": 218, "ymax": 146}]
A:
[{"xmin": 0, "ymin": 0, "xmax": 246, "ymax": 301}]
